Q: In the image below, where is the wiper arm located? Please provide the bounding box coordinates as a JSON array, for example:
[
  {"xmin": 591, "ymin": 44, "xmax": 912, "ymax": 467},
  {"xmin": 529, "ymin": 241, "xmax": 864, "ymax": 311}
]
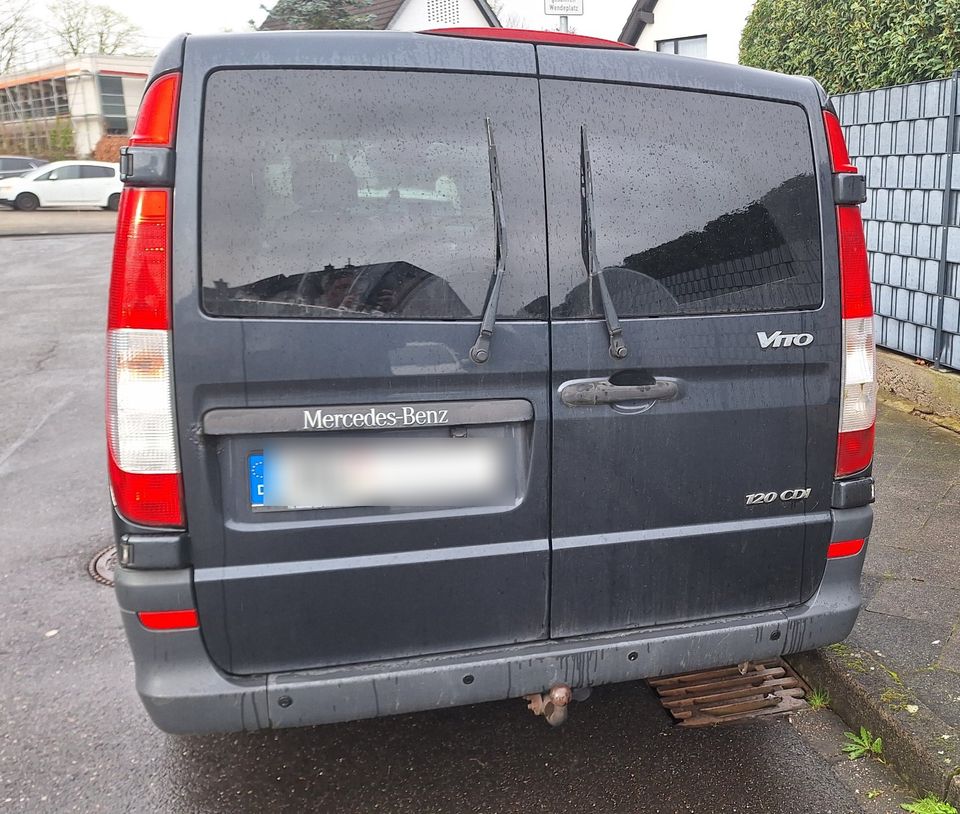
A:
[
  {"xmin": 470, "ymin": 117, "xmax": 507, "ymax": 364},
  {"xmin": 580, "ymin": 125, "xmax": 628, "ymax": 360}
]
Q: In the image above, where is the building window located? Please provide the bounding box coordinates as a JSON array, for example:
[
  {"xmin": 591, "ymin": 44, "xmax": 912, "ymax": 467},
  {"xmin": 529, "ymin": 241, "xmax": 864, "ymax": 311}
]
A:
[
  {"xmin": 98, "ymin": 74, "xmax": 129, "ymax": 134},
  {"xmin": 0, "ymin": 78, "xmax": 69, "ymax": 123},
  {"xmin": 656, "ymin": 35, "xmax": 707, "ymax": 58}
]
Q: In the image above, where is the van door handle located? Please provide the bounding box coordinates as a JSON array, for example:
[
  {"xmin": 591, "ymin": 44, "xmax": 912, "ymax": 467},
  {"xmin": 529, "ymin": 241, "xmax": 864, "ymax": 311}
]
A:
[{"xmin": 559, "ymin": 378, "xmax": 679, "ymax": 407}]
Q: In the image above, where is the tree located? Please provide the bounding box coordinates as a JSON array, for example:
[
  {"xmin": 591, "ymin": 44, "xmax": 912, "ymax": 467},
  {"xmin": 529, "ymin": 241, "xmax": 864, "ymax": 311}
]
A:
[
  {"xmin": 0, "ymin": 0, "xmax": 34, "ymax": 73},
  {"xmin": 740, "ymin": 0, "xmax": 960, "ymax": 94},
  {"xmin": 48, "ymin": 0, "xmax": 142, "ymax": 56},
  {"xmin": 258, "ymin": 0, "xmax": 375, "ymax": 30}
]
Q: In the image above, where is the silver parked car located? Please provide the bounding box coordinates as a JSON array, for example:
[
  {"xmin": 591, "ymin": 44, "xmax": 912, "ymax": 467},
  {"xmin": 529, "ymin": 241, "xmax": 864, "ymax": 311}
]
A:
[{"xmin": 0, "ymin": 155, "xmax": 47, "ymax": 180}]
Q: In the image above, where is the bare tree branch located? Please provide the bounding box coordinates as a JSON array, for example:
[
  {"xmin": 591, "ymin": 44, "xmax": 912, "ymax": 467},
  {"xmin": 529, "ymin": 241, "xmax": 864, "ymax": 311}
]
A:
[
  {"xmin": 47, "ymin": 0, "xmax": 142, "ymax": 56},
  {"xmin": 0, "ymin": 0, "xmax": 34, "ymax": 73}
]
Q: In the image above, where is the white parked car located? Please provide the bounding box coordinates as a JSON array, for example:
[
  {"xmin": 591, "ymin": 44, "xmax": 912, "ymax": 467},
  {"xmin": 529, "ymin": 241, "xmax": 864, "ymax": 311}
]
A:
[{"xmin": 0, "ymin": 160, "xmax": 122, "ymax": 211}]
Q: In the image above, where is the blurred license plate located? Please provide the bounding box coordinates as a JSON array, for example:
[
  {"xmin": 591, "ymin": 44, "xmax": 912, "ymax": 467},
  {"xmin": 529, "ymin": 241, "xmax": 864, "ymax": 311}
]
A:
[{"xmin": 248, "ymin": 437, "xmax": 508, "ymax": 510}]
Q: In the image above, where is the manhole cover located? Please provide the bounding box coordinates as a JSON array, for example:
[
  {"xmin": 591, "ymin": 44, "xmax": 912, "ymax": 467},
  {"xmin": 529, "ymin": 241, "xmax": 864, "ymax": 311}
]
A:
[{"xmin": 88, "ymin": 545, "xmax": 116, "ymax": 587}]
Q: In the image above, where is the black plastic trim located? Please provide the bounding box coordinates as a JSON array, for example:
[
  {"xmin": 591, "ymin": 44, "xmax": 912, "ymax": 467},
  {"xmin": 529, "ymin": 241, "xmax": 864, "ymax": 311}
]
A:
[
  {"xmin": 832, "ymin": 476, "xmax": 875, "ymax": 509},
  {"xmin": 121, "ymin": 533, "xmax": 189, "ymax": 569},
  {"xmin": 834, "ymin": 173, "xmax": 867, "ymax": 205},
  {"xmin": 120, "ymin": 146, "xmax": 175, "ymax": 186}
]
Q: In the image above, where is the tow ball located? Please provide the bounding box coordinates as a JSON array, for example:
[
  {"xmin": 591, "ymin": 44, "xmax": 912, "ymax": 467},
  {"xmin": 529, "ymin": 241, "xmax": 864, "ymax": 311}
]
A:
[{"xmin": 524, "ymin": 684, "xmax": 585, "ymax": 727}]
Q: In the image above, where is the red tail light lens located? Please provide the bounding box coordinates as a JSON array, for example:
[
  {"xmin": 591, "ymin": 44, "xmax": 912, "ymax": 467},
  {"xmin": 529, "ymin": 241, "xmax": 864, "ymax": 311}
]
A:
[
  {"xmin": 837, "ymin": 206, "xmax": 872, "ymax": 319},
  {"xmin": 109, "ymin": 189, "xmax": 170, "ymax": 330},
  {"xmin": 107, "ymin": 187, "xmax": 183, "ymax": 527},
  {"xmin": 138, "ymin": 609, "xmax": 199, "ymax": 630},
  {"xmin": 827, "ymin": 539, "xmax": 865, "ymax": 559},
  {"xmin": 823, "ymin": 110, "xmax": 858, "ymax": 174},
  {"xmin": 128, "ymin": 72, "xmax": 180, "ymax": 147}
]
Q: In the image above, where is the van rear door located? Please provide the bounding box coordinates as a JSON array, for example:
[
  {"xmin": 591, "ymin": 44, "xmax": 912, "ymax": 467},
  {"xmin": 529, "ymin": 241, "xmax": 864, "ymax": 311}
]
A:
[
  {"xmin": 174, "ymin": 45, "xmax": 552, "ymax": 675},
  {"xmin": 539, "ymin": 58, "xmax": 841, "ymax": 637}
]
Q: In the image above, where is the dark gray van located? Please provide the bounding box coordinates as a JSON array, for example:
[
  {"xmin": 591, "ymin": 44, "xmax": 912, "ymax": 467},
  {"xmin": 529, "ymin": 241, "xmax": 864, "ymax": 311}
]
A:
[{"xmin": 106, "ymin": 28, "xmax": 876, "ymax": 734}]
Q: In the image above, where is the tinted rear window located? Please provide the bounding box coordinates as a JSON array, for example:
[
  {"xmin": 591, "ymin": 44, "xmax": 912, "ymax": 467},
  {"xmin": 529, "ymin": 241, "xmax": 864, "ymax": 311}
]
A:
[
  {"xmin": 541, "ymin": 80, "xmax": 822, "ymax": 318},
  {"xmin": 200, "ymin": 69, "xmax": 547, "ymax": 320}
]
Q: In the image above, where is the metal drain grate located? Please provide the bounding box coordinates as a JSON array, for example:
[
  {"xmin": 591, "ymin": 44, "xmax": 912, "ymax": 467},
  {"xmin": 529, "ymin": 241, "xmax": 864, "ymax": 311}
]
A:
[
  {"xmin": 87, "ymin": 545, "xmax": 116, "ymax": 588},
  {"xmin": 649, "ymin": 658, "xmax": 808, "ymax": 726}
]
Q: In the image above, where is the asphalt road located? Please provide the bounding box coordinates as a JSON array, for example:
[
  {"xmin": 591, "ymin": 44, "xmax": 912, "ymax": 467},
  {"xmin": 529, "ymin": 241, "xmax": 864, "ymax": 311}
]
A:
[{"xmin": 0, "ymin": 234, "xmax": 908, "ymax": 813}]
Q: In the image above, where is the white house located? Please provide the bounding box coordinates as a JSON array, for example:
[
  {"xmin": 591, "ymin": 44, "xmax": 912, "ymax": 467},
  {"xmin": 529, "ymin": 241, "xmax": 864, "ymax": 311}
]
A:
[
  {"xmin": 618, "ymin": 0, "xmax": 755, "ymax": 64},
  {"xmin": 0, "ymin": 54, "xmax": 153, "ymax": 158},
  {"xmin": 261, "ymin": 0, "xmax": 502, "ymax": 32}
]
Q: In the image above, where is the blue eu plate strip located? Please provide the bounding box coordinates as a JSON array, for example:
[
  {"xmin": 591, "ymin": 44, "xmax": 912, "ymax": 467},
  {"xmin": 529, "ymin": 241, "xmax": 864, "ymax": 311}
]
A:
[{"xmin": 249, "ymin": 453, "xmax": 265, "ymax": 506}]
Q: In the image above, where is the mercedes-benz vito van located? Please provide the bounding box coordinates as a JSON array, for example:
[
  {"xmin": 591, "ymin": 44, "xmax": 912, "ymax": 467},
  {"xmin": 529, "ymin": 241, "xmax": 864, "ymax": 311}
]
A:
[{"xmin": 107, "ymin": 28, "xmax": 876, "ymax": 734}]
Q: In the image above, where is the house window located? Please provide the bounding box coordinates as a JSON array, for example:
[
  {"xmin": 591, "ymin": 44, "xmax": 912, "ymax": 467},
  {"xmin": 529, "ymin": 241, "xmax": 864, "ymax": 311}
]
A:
[
  {"xmin": 98, "ymin": 74, "xmax": 129, "ymax": 134},
  {"xmin": 656, "ymin": 35, "xmax": 707, "ymax": 58},
  {"xmin": 426, "ymin": 0, "xmax": 459, "ymax": 25}
]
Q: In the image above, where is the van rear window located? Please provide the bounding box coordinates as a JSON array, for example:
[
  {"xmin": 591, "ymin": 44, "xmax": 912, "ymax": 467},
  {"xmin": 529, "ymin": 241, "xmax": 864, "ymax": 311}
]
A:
[
  {"xmin": 540, "ymin": 80, "xmax": 823, "ymax": 318},
  {"xmin": 200, "ymin": 69, "xmax": 547, "ymax": 320}
]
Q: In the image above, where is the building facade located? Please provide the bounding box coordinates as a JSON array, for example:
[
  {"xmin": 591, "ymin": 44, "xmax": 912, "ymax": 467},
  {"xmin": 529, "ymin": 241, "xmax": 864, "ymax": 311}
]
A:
[
  {"xmin": 0, "ymin": 54, "xmax": 153, "ymax": 159},
  {"xmin": 619, "ymin": 0, "xmax": 755, "ymax": 64}
]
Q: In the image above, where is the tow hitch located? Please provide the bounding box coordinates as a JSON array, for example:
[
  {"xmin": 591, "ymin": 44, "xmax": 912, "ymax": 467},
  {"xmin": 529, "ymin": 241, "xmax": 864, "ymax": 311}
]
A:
[{"xmin": 524, "ymin": 684, "xmax": 583, "ymax": 727}]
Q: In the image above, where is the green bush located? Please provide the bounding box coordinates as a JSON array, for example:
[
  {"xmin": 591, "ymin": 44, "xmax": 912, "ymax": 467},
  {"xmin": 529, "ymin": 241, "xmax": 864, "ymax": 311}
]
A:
[{"xmin": 740, "ymin": 0, "xmax": 960, "ymax": 93}]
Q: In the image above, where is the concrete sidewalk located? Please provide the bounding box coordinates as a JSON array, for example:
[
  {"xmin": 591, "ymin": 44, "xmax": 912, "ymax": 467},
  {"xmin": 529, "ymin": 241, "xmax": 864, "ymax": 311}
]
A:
[
  {"xmin": 793, "ymin": 402, "xmax": 960, "ymax": 803},
  {"xmin": 0, "ymin": 208, "xmax": 116, "ymax": 236}
]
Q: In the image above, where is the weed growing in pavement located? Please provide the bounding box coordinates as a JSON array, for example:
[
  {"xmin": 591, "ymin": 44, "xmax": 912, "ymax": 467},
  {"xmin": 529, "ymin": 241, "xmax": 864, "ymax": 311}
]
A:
[
  {"xmin": 807, "ymin": 688, "xmax": 830, "ymax": 710},
  {"xmin": 880, "ymin": 688, "xmax": 911, "ymax": 710},
  {"xmin": 899, "ymin": 795, "xmax": 957, "ymax": 814},
  {"xmin": 866, "ymin": 789, "xmax": 883, "ymax": 799},
  {"xmin": 842, "ymin": 726, "xmax": 884, "ymax": 760}
]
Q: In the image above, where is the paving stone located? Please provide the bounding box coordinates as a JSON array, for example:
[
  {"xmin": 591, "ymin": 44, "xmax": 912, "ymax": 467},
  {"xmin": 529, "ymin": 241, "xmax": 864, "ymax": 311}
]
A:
[
  {"xmin": 866, "ymin": 544, "xmax": 960, "ymax": 589},
  {"xmin": 866, "ymin": 580, "xmax": 960, "ymax": 624}
]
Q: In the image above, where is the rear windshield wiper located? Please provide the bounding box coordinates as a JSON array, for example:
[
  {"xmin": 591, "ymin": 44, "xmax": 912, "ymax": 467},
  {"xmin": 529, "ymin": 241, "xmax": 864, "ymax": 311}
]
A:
[
  {"xmin": 580, "ymin": 125, "xmax": 628, "ymax": 360},
  {"xmin": 470, "ymin": 117, "xmax": 507, "ymax": 364}
]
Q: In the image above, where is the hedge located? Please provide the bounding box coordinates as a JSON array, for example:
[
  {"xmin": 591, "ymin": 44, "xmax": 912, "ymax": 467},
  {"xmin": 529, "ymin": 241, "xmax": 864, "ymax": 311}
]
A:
[{"xmin": 740, "ymin": 0, "xmax": 960, "ymax": 93}]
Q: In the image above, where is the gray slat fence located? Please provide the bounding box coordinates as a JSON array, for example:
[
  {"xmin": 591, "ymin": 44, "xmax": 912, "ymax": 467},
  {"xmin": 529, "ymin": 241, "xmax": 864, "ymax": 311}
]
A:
[{"xmin": 834, "ymin": 71, "xmax": 960, "ymax": 370}]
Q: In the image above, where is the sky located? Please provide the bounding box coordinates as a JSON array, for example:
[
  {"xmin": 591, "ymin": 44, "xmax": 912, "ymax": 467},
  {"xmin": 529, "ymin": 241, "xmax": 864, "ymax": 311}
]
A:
[{"xmin": 20, "ymin": 0, "xmax": 638, "ymax": 57}]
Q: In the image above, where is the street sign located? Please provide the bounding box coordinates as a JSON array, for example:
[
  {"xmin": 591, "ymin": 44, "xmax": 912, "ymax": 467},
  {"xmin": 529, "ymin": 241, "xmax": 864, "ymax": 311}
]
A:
[{"xmin": 545, "ymin": 0, "xmax": 584, "ymax": 15}]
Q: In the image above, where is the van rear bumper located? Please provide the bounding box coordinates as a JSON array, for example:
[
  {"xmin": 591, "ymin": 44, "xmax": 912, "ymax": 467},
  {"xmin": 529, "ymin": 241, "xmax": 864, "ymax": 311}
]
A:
[{"xmin": 116, "ymin": 543, "xmax": 867, "ymax": 734}]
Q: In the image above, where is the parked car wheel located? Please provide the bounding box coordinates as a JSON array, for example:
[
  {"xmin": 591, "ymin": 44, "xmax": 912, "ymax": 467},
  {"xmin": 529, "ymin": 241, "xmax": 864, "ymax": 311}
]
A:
[
  {"xmin": 14, "ymin": 192, "xmax": 39, "ymax": 211},
  {"xmin": 105, "ymin": 193, "xmax": 120, "ymax": 211}
]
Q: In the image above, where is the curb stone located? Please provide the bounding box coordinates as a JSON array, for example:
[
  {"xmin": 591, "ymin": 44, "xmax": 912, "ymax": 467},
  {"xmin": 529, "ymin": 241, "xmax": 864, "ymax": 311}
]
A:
[
  {"xmin": 879, "ymin": 390, "xmax": 960, "ymax": 436},
  {"xmin": 789, "ymin": 649, "xmax": 960, "ymax": 805}
]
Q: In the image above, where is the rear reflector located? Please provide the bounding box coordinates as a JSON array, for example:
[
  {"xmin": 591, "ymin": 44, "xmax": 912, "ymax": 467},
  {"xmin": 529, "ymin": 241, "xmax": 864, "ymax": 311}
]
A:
[
  {"xmin": 827, "ymin": 539, "xmax": 865, "ymax": 559},
  {"xmin": 137, "ymin": 609, "xmax": 198, "ymax": 630},
  {"xmin": 422, "ymin": 27, "xmax": 637, "ymax": 50},
  {"xmin": 823, "ymin": 110, "xmax": 858, "ymax": 174},
  {"xmin": 107, "ymin": 187, "xmax": 183, "ymax": 527},
  {"xmin": 128, "ymin": 72, "xmax": 180, "ymax": 147}
]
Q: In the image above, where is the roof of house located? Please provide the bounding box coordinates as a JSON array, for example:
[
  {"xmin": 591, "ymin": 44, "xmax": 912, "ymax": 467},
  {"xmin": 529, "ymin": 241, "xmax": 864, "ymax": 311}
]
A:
[
  {"xmin": 260, "ymin": 0, "xmax": 501, "ymax": 31},
  {"xmin": 618, "ymin": 0, "xmax": 659, "ymax": 45}
]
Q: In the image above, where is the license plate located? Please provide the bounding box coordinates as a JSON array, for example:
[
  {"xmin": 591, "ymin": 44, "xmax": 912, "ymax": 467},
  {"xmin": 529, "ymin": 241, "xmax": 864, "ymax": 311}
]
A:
[{"xmin": 248, "ymin": 437, "xmax": 507, "ymax": 510}]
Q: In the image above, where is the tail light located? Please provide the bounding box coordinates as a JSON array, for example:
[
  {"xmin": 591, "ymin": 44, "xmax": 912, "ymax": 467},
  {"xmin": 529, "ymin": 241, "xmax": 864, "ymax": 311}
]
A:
[
  {"xmin": 128, "ymin": 72, "xmax": 180, "ymax": 147},
  {"xmin": 107, "ymin": 74, "xmax": 183, "ymax": 527},
  {"xmin": 825, "ymin": 111, "xmax": 876, "ymax": 478}
]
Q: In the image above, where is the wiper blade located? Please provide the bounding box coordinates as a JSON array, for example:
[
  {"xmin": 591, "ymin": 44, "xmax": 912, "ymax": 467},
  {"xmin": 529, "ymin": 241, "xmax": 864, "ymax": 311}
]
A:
[
  {"xmin": 580, "ymin": 125, "xmax": 628, "ymax": 360},
  {"xmin": 470, "ymin": 117, "xmax": 507, "ymax": 364}
]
